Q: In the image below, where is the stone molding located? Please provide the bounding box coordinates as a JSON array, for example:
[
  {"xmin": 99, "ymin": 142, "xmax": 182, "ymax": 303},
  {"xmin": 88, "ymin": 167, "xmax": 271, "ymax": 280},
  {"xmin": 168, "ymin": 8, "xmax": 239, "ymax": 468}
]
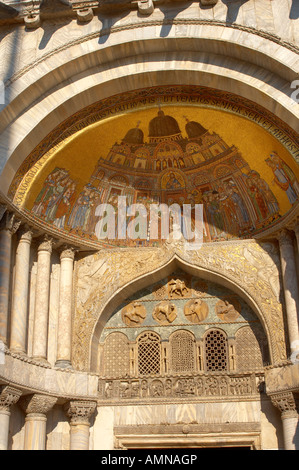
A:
[
  {"xmin": 1, "ymin": 15, "xmax": 298, "ymax": 91},
  {"xmin": 98, "ymin": 372, "xmax": 260, "ymax": 406}
]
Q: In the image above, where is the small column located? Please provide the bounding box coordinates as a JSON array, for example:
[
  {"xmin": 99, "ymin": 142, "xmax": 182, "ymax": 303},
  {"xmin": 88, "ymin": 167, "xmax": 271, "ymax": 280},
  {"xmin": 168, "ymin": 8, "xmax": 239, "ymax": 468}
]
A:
[
  {"xmin": 278, "ymin": 230, "xmax": 299, "ymax": 352},
  {"xmin": 10, "ymin": 226, "xmax": 33, "ymax": 354},
  {"xmin": 32, "ymin": 236, "xmax": 53, "ymax": 363},
  {"xmin": 55, "ymin": 246, "xmax": 75, "ymax": 369},
  {"xmin": 294, "ymin": 221, "xmax": 299, "ymax": 259},
  {"xmin": 65, "ymin": 400, "xmax": 97, "ymax": 450},
  {"xmin": 270, "ymin": 392, "xmax": 299, "ymax": 450},
  {"xmin": 0, "ymin": 386, "xmax": 22, "ymax": 450},
  {"xmin": 0, "ymin": 212, "xmax": 21, "ymax": 343},
  {"xmin": 20, "ymin": 394, "xmax": 57, "ymax": 450}
]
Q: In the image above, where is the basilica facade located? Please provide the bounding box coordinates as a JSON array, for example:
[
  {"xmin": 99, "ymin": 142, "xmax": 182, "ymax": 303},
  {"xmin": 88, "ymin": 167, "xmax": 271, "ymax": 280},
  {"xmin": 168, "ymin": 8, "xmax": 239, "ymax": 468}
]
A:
[{"xmin": 0, "ymin": 0, "xmax": 298, "ymax": 450}]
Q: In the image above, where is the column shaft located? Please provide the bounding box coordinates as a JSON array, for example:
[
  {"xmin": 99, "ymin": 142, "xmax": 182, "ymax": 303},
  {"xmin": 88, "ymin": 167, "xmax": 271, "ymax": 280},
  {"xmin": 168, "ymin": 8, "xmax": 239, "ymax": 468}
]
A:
[
  {"xmin": 0, "ymin": 409, "xmax": 10, "ymax": 450},
  {"xmin": 282, "ymin": 412, "xmax": 299, "ymax": 450},
  {"xmin": 32, "ymin": 237, "xmax": 52, "ymax": 362},
  {"xmin": 65, "ymin": 400, "xmax": 97, "ymax": 450},
  {"xmin": 20, "ymin": 394, "xmax": 57, "ymax": 450},
  {"xmin": 56, "ymin": 248, "xmax": 75, "ymax": 368},
  {"xmin": 10, "ymin": 227, "xmax": 33, "ymax": 353},
  {"xmin": 0, "ymin": 386, "xmax": 22, "ymax": 450},
  {"xmin": 24, "ymin": 414, "xmax": 47, "ymax": 450},
  {"xmin": 0, "ymin": 229, "xmax": 12, "ymax": 343},
  {"xmin": 70, "ymin": 422, "xmax": 90, "ymax": 450},
  {"xmin": 0, "ymin": 213, "xmax": 21, "ymax": 343},
  {"xmin": 278, "ymin": 230, "xmax": 299, "ymax": 351}
]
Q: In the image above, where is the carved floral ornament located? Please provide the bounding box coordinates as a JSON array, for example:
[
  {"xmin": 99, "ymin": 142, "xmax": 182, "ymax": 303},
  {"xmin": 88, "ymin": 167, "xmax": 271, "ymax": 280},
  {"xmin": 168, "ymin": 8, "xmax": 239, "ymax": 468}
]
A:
[{"xmin": 72, "ymin": 240, "xmax": 286, "ymax": 371}]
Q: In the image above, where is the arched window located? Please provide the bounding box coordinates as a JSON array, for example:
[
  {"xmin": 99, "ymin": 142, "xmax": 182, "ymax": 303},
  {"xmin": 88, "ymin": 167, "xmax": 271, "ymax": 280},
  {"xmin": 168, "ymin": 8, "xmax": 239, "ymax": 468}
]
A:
[
  {"xmin": 137, "ymin": 331, "xmax": 161, "ymax": 376},
  {"xmin": 170, "ymin": 330, "xmax": 195, "ymax": 373},
  {"xmin": 103, "ymin": 332, "xmax": 130, "ymax": 378},
  {"xmin": 204, "ymin": 329, "xmax": 228, "ymax": 372}
]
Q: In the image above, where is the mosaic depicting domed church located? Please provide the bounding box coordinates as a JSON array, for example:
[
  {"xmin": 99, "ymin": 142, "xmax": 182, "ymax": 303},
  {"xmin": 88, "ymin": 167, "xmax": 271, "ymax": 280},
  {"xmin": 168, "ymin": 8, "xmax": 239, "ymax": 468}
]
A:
[{"xmin": 20, "ymin": 103, "xmax": 299, "ymax": 247}]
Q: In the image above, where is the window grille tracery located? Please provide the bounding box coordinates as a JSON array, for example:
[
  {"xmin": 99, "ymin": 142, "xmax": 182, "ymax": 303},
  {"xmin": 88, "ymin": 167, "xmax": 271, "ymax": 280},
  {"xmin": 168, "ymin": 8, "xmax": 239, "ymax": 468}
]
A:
[
  {"xmin": 170, "ymin": 330, "xmax": 195, "ymax": 373},
  {"xmin": 204, "ymin": 329, "xmax": 228, "ymax": 372},
  {"xmin": 103, "ymin": 332, "xmax": 130, "ymax": 378},
  {"xmin": 235, "ymin": 326, "xmax": 264, "ymax": 371},
  {"xmin": 137, "ymin": 331, "xmax": 161, "ymax": 376}
]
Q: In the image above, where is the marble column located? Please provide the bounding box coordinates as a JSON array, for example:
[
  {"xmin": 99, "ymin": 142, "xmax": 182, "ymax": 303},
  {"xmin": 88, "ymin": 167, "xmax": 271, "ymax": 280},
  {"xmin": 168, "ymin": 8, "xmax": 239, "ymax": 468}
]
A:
[
  {"xmin": 10, "ymin": 226, "xmax": 33, "ymax": 354},
  {"xmin": 20, "ymin": 394, "xmax": 57, "ymax": 450},
  {"xmin": 294, "ymin": 222, "xmax": 299, "ymax": 259},
  {"xmin": 278, "ymin": 230, "xmax": 299, "ymax": 353},
  {"xmin": 271, "ymin": 392, "xmax": 299, "ymax": 450},
  {"xmin": 0, "ymin": 212, "xmax": 21, "ymax": 344},
  {"xmin": 32, "ymin": 236, "xmax": 53, "ymax": 363},
  {"xmin": 0, "ymin": 386, "xmax": 22, "ymax": 450},
  {"xmin": 55, "ymin": 247, "xmax": 75, "ymax": 369},
  {"xmin": 65, "ymin": 400, "xmax": 97, "ymax": 450}
]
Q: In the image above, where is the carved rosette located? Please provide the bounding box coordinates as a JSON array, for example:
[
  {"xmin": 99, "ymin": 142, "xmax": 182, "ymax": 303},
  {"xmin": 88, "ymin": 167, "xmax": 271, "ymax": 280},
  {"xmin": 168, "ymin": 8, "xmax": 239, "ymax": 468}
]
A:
[
  {"xmin": 0, "ymin": 386, "xmax": 22, "ymax": 412},
  {"xmin": 65, "ymin": 400, "xmax": 97, "ymax": 425},
  {"xmin": 20, "ymin": 394, "xmax": 57, "ymax": 417},
  {"xmin": 270, "ymin": 391, "xmax": 298, "ymax": 419}
]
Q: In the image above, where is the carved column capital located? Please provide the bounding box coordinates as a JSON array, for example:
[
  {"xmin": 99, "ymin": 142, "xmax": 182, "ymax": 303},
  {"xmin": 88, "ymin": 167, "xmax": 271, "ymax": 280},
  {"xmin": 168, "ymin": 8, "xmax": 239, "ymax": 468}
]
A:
[
  {"xmin": 65, "ymin": 400, "xmax": 97, "ymax": 425},
  {"xmin": 0, "ymin": 386, "xmax": 22, "ymax": 411},
  {"xmin": 20, "ymin": 394, "xmax": 57, "ymax": 417},
  {"xmin": 270, "ymin": 391, "xmax": 298, "ymax": 418},
  {"xmin": 60, "ymin": 245, "xmax": 76, "ymax": 261},
  {"xmin": 277, "ymin": 229, "xmax": 294, "ymax": 247},
  {"xmin": 0, "ymin": 212, "xmax": 21, "ymax": 235},
  {"xmin": 18, "ymin": 224, "xmax": 33, "ymax": 243},
  {"xmin": 37, "ymin": 235, "xmax": 53, "ymax": 253}
]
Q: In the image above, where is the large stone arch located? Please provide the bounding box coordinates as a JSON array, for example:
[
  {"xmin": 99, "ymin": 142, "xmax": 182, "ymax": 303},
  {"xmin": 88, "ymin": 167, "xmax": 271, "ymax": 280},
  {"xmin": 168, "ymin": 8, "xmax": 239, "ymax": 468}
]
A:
[
  {"xmin": 72, "ymin": 240, "xmax": 287, "ymax": 372},
  {"xmin": 1, "ymin": 23, "xmax": 299, "ymax": 193}
]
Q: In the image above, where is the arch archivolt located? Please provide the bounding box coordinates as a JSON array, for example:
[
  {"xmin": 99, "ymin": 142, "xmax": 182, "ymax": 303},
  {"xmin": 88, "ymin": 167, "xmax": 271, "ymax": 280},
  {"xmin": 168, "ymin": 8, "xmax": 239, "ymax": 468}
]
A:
[
  {"xmin": 1, "ymin": 23, "xmax": 299, "ymax": 194},
  {"xmin": 72, "ymin": 239, "xmax": 286, "ymax": 372}
]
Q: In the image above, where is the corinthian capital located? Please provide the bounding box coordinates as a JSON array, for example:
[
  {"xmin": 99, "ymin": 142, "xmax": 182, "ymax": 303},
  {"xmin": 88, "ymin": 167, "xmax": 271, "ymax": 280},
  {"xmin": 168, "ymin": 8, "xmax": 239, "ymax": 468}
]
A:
[
  {"xmin": 37, "ymin": 235, "xmax": 53, "ymax": 253},
  {"xmin": 0, "ymin": 386, "xmax": 22, "ymax": 411},
  {"xmin": 65, "ymin": 400, "xmax": 97, "ymax": 425},
  {"xmin": 60, "ymin": 245, "xmax": 76, "ymax": 261}
]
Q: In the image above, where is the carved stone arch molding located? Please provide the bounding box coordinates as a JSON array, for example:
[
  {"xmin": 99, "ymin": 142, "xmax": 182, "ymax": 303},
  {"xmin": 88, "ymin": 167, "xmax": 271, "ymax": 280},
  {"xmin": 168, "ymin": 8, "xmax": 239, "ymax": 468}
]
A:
[{"xmin": 72, "ymin": 240, "xmax": 287, "ymax": 372}]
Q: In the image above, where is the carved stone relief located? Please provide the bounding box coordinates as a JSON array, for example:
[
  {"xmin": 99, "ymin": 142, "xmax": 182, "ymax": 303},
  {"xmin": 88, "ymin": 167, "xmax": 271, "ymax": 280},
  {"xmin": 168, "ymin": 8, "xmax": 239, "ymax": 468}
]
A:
[{"xmin": 72, "ymin": 240, "xmax": 286, "ymax": 371}]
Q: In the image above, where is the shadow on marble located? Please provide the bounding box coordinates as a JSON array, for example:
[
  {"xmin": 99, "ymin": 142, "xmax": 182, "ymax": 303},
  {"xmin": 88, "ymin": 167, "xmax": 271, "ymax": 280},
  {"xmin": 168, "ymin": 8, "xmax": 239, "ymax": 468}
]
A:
[
  {"xmin": 221, "ymin": 0, "xmax": 249, "ymax": 24},
  {"xmin": 290, "ymin": 0, "xmax": 299, "ymax": 20},
  {"xmin": 157, "ymin": 2, "xmax": 193, "ymax": 38}
]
